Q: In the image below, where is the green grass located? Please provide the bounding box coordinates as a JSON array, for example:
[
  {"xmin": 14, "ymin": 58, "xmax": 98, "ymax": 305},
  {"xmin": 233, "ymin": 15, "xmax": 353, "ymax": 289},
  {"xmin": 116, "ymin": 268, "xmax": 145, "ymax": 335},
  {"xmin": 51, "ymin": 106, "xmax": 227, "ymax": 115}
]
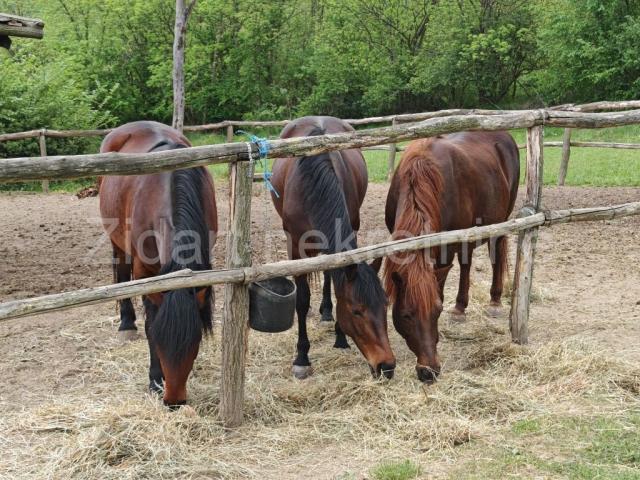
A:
[
  {"xmin": 2, "ymin": 125, "xmax": 639, "ymax": 193},
  {"xmin": 364, "ymin": 125, "xmax": 640, "ymax": 185},
  {"xmin": 450, "ymin": 413, "xmax": 640, "ymax": 479},
  {"xmin": 510, "ymin": 126, "xmax": 640, "ymax": 186},
  {"xmin": 194, "ymin": 126, "xmax": 640, "ymax": 186},
  {"xmin": 370, "ymin": 460, "xmax": 422, "ymax": 480}
]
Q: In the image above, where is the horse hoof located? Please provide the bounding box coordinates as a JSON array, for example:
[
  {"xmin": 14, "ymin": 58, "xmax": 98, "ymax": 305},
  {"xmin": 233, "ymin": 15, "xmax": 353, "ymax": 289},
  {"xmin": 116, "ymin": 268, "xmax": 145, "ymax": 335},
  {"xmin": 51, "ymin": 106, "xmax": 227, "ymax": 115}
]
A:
[
  {"xmin": 117, "ymin": 329, "xmax": 140, "ymax": 343},
  {"xmin": 448, "ymin": 308, "xmax": 466, "ymax": 322},
  {"xmin": 484, "ymin": 305, "xmax": 504, "ymax": 318},
  {"xmin": 292, "ymin": 365, "xmax": 313, "ymax": 380},
  {"xmin": 333, "ymin": 340, "xmax": 350, "ymax": 349}
]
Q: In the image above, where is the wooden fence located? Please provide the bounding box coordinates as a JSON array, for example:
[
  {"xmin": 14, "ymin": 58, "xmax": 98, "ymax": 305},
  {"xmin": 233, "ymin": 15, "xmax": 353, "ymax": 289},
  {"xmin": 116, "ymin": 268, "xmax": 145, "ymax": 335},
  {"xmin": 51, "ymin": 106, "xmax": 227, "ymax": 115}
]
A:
[
  {"xmin": 2, "ymin": 100, "xmax": 639, "ymax": 188},
  {"xmin": 1, "ymin": 106, "xmax": 640, "ymax": 427}
]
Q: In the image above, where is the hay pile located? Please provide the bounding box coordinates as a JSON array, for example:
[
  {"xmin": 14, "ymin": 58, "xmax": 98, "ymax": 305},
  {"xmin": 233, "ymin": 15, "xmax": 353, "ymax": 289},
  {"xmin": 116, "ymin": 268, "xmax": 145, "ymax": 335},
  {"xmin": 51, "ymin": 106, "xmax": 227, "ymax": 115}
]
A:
[{"xmin": 1, "ymin": 295, "xmax": 638, "ymax": 480}]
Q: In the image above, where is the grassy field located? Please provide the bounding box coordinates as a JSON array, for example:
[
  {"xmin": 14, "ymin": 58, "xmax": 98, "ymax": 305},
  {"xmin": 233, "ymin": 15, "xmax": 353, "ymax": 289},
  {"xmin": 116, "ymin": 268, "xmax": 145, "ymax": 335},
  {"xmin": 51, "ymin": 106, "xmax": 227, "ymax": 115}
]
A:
[{"xmin": 1, "ymin": 125, "xmax": 639, "ymax": 192}]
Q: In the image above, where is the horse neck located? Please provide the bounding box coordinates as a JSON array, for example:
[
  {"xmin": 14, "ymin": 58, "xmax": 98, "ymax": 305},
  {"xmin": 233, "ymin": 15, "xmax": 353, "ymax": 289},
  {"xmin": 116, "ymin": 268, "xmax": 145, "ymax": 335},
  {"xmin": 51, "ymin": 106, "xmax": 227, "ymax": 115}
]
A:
[{"xmin": 160, "ymin": 168, "xmax": 211, "ymax": 275}]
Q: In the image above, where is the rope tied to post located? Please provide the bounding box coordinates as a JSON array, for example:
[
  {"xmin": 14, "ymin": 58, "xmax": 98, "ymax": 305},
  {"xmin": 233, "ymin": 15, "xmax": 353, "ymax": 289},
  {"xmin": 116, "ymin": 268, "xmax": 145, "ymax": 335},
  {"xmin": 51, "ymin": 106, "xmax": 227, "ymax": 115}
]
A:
[{"xmin": 237, "ymin": 130, "xmax": 279, "ymax": 198}]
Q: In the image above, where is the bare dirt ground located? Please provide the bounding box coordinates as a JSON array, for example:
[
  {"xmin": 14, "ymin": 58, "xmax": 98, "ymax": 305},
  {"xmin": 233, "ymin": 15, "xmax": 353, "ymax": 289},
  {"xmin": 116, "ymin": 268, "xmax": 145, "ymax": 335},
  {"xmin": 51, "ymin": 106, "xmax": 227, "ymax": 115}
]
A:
[{"xmin": 0, "ymin": 184, "xmax": 639, "ymax": 479}]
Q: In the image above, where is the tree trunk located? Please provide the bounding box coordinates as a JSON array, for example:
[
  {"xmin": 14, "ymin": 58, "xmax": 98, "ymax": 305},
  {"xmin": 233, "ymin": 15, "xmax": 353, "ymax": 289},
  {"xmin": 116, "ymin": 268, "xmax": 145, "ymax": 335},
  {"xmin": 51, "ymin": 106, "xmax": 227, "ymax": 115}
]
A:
[{"xmin": 172, "ymin": 0, "xmax": 196, "ymax": 132}]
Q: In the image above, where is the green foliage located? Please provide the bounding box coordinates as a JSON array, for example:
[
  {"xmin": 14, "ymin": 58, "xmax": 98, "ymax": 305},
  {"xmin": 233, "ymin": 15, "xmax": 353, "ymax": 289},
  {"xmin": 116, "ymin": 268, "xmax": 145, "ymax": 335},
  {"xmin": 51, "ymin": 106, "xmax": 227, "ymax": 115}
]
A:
[
  {"xmin": 0, "ymin": 42, "xmax": 114, "ymax": 157},
  {"xmin": 536, "ymin": 0, "xmax": 640, "ymax": 103},
  {"xmin": 1, "ymin": 0, "xmax": 640, "ymax": 161},
  {"xmin": 370, "ymin": 459, "xmax": 421, "ymax": 480}
]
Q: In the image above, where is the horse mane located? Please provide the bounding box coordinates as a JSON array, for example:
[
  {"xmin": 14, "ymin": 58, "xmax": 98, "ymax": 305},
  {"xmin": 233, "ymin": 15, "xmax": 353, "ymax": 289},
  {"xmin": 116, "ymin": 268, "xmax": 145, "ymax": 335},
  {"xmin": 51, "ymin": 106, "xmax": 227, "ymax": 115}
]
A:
[
  {"xmin": 298, "ymin": 127, "xmax": 386, "ymax": 310},
  {"xmin": 152, "ymin": 142, "xmax": 213, "ymax": 366},
  {"xmin": 383, "ymin": 139, "xmax": 444, "ymax": 318}
]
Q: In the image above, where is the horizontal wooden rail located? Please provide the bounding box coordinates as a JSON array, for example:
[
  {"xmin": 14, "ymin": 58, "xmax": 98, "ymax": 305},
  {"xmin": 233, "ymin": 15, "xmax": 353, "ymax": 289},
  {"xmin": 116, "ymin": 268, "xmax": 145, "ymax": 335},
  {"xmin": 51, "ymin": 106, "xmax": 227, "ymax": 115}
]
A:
[
  {"xmin": 551, "ymin": 100, "xmax": 640, "ymax": 112},
  {"xmin": 0, "ymin": 110, "xmax": 517, "ymax": 142},
  {"xmin": 1, "ymin": 201, "xmax": 638, "ymax": 322},
  {"xmin": 0, "ymin": 13, "xmax": 44, "ymax": 39},
  {"xmin": 516, "ymin": 141, "xmax": 640, "ymax": 150},
  {"xmin": 2, "ymin": 99, "xmax": 639, "ymax": 143},
  {"xmin": 545, "ymin": 141, "xmax": 640, "ymax": 150},
  {"xmin": 3, "ymin": 109, "xmax": 640, "ymax": 182}
]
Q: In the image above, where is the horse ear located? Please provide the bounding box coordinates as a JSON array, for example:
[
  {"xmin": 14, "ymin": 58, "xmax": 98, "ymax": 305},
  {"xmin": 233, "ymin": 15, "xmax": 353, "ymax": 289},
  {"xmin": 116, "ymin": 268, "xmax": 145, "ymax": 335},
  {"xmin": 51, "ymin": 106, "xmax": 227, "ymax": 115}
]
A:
[
  {"xmin": 370, "ymin": 257, "xmax": 383, "ymax": 274},
  {"xmin": 345, "ymin": 263, "xmax": 358, "ymax": 282},
  {"xmin": 391, "ymin": 271, "xmax": 404, "ymax": 288}
]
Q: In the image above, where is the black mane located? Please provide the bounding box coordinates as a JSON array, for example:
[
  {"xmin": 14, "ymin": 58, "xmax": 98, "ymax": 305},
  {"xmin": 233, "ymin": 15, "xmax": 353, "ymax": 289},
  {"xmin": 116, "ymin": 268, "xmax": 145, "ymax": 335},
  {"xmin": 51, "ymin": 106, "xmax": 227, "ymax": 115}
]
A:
[{"xmin": 298, "ymin": 128, "xmax": 386, "ymax": 311}]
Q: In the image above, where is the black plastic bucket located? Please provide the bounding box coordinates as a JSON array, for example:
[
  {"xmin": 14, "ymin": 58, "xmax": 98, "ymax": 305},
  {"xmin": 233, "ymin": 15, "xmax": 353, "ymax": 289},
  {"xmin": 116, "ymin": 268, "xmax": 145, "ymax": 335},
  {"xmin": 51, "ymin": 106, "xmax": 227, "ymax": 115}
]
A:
[{"xmin": 249, "ymin": 276, "xmax": 296, "ymax": 333}]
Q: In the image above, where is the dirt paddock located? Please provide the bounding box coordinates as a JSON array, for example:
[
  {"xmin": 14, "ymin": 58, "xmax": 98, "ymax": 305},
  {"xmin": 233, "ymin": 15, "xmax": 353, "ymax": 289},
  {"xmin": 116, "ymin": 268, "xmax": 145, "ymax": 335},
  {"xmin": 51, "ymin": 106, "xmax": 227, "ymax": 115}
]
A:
[{"xmin": 1, "ymin": 184, "xmax": 639, "ymax": 479}]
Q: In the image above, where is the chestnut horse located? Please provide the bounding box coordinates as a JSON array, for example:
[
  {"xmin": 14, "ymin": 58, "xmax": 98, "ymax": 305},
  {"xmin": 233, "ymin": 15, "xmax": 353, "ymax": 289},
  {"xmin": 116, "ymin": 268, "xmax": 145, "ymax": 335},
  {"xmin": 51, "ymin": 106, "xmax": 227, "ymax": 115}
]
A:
[
  {"xmin": 272, "ymin": 116, "xmax": 396, "ymax": 379},
  {"xmin": 381, "ymin": 131, "xmax": 519, "ymax": 383},
  {"xmin": 99, "ymin": 121, "xmax": 217, "ymax": 406}
]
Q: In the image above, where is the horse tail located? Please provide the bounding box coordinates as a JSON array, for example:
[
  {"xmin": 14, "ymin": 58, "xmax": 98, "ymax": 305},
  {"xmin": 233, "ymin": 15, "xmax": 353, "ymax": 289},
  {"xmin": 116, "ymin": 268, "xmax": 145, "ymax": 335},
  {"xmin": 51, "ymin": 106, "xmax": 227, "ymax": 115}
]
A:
[{"xmin": 151, "ymin": 166, "xmax": 212, "ymax": 367}]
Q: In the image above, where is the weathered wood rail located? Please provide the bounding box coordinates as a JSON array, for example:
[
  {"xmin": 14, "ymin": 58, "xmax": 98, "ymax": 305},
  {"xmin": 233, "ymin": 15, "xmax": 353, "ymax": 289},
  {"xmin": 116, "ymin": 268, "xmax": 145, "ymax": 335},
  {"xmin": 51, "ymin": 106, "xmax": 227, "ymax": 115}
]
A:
[
  {"xmin": 2, "ymin": 103, "xmax": 638, "ymax": 143},
  {"xmin": 1, "ymin": 103, "xmax": 640, "ymax": 426},
  {"xmin": 1, "ymin": 201, "xmax": 638, "ymax": 323},
  {"xmin": 0, "ymin": 13, "xmax": 44, "ymax": 40},
  {"xmin": 3, "ymin": 109, "xmax": 640, "ymax": 182},
  {"xmin": 2, "ymin": 101, "xmax": 638, "ymax": 186},
  {"xmin": 2, "ymin": 99, "xmax": 636, "ymax": 142},
  {"xmin": 0, "ymin": 109, "xmax": 519, "ymax": 142}
]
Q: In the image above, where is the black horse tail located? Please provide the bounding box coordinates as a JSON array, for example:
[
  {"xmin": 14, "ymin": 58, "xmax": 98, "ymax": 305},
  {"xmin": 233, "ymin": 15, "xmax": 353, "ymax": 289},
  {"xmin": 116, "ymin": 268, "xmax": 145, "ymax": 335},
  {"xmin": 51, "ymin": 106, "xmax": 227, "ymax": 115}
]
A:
[{"xmin": 151, "ymin": 165, "xmax": 212, "ymax": 367}]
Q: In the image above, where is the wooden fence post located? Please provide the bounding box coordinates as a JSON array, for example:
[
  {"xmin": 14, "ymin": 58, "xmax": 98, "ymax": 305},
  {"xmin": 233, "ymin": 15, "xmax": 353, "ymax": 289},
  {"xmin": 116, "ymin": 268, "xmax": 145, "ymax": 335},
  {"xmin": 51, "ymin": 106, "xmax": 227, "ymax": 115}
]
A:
[
  {"xmin": 220, "ymin": 158, "xmax": 252, "ymax": 427},
  {"xmin": 509, "ymin": 125, "xmax": 544, "ymax": 344},
  {"xmin": 226, "ymin": 124, "xmax": 234, "ymax": 143},
  {"xmin": 38, "ymin": 129, "xmax": 49, "ymax": 194},
  {"xmin": 557, "ymin": 128, "xmax": 572, "ymax": 185},
  {"xmin": 387, "ymin": 117, "xmax": 397, "ymax": 180}
]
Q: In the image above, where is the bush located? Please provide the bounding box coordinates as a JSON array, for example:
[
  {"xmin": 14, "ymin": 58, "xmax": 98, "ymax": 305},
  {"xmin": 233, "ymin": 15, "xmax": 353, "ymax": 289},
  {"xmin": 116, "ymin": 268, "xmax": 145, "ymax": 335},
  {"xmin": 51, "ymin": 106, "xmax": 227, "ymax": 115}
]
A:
[{"xmin": 0, "ymin": 44, "xmax": 115, "ymax": 159}]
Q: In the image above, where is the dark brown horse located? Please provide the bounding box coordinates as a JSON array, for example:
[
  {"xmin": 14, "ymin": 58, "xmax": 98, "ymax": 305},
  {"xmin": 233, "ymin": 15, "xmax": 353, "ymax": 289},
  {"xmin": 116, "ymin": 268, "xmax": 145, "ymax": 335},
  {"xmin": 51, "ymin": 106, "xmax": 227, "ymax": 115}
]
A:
[
  {"xmin": 381, "ymin": 131, "xmax": 519, "ymax": 383},
  {"xmin": 272, "ymin": 116, "xmax": 396, "ymax": 379},
  {"xmin": 99, "ymin": 121, "xmax": 217, "ymax": 406}
]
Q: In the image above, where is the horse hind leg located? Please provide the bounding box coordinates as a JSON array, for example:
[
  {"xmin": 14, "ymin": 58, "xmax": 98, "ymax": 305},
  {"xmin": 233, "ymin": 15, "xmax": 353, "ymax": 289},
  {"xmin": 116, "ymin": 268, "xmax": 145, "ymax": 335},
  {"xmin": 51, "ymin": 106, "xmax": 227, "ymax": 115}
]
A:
[
  {"xmin": 486, "ymin": 236, "xmax": 508, "ymax": 318},
  {"xmin": 450, "ymin": 244, "xmax": 473, "ymax": 319},
  {"xmin": 112, "ymin": 243, "xmax": 138, "ymax": 341},
  {"xmin": 292, "ymin": 275, "xmax": 313, "ymax": 379},
  {"xmin": 319, "ymin": 271, "xmax": 334, "ymax": 322}
]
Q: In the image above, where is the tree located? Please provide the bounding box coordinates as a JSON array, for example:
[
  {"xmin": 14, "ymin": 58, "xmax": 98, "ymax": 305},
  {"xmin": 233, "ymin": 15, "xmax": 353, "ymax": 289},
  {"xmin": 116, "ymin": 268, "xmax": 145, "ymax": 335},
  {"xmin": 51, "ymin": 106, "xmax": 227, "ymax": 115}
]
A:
[{"xmin": 172, "ymin": 0, "xmax": 196, "ymax": 131}]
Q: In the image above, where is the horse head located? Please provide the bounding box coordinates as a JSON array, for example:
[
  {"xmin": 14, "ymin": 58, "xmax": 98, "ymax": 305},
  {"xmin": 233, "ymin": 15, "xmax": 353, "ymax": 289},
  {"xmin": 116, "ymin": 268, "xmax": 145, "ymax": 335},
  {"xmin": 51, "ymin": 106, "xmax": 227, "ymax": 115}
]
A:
[{"xmin": 334, "ymin": 263, "xmax": 396, "ymax": 379}]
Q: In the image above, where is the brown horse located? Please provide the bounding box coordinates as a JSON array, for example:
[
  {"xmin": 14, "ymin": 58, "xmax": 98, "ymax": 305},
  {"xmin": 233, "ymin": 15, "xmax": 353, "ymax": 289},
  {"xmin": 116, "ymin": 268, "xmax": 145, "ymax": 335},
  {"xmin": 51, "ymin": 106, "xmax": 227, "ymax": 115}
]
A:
[
  {"xmin": 381, "ymin": 131, "xmax": 519, "ymax": 383},
  {"xmin": 272, "ymin": 116, "xmax": 396, "ymax": 379},
  {"xmin": 99, "ymin": 121, "xmax": 217, "ymax": 406}
]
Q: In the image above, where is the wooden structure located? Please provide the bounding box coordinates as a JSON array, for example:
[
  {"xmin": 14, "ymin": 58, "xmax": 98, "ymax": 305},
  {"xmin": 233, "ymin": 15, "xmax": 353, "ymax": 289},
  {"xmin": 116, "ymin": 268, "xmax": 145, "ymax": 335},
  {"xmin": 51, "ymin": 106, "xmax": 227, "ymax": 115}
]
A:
[
  {"xmin": 1, "ymin": 101, "xmax": 639, "ymax": 184},
  {"xmin": 510, "ymin": 126, "xmax": 543, "ymax": 343},
  {"xmin": 0, "ymin": 13, "xmax": 44, "ymax": 49},
  {"xmin": 1, "ymin": 105, "xmax": 640, "ymax": 426},
  {"xmin": 5, "ymin": 109, "xmax": 640, "ymax": 182}
]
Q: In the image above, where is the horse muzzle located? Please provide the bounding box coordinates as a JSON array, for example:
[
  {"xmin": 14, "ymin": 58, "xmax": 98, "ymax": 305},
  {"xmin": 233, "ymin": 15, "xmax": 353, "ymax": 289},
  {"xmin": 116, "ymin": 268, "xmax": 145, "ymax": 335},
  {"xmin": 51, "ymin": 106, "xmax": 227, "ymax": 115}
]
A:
[
  {"xmin": 370, "ymin": 362, "xmax": 396, "ymax": 380},
  {"xmin": 416, "ymin": 364, "xmax": 440, "ymax": 384}
]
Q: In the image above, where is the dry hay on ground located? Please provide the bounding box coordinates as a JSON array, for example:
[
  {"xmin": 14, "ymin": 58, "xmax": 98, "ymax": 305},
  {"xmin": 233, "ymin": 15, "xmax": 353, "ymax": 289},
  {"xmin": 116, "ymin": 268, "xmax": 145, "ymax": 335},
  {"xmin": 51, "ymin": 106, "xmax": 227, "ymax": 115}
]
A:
[
  {"xmin": 0, "ymin": 185, "xmax": 639, "ymax": 478},
  {"xmin": 1, "ymin": 317, "xmax": 638, "ymax": 479}
]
